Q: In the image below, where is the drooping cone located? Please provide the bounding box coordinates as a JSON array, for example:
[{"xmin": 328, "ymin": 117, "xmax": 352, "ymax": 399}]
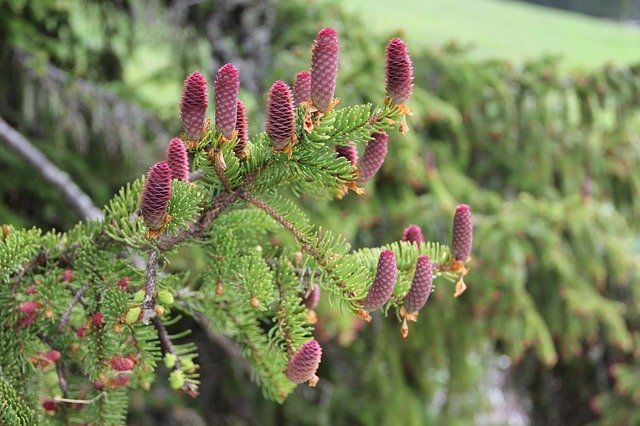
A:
[
  {"xmin": 266, "ymin": 80, "xmax": 296, "ymax": 150},
  {"xmin": 385, "ymin": 38, "xmax": 414, "ymax": 104},
  {"xmin": 140, "ymin": 161, "xmax": 172, "ymax": 231},
  {"xmin": 293, "ymin": 70, "xmax": 312, "ymax": 105},
  {"xmin": 357, "ymin": 131, "xmax": 388, "ymax": 184},
  {"xmin": 335, "ymin": 141, "xmax": 358, "ymax": 166},
  {"xmin": 310, "ymin": 28, "xmax": 339, "ymax": 113},
  {"xmin": 214, "ymin": 63, "xmax": 240, "ymax": 139},
  {"xmin": 363, "ymin": 250, "xmax": 397, "ymax": 311},
  {"xmin": 165, "ymin": 138, "xmax": 189, "ymax": 181},
  {"xmin": 180, "ymin": 72, "xmax": 208, "ymax": 140},
  {"xmin": 234, "ymin": 99, "xmax": 249, "ymax": 157},
  {"xmin": 452, "ymin": 204, "xmax": 473, "ymax": 262},
  {"xmin": 403, "ymin": 255, "xmax": 433, "ymax": 313},
  {"xmin": 401, "ymin": 224, "xmax": 424, "ymax": 245},
  {"xmin": 285, "ymin": 339, "xmax": 322, "ymax": 386}
]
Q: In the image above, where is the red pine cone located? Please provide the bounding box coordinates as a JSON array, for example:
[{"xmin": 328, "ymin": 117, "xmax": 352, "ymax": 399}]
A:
[
  {"xmin": 180, "ymin": 71, "xmax": 208, "ymax": 140},
  {"xmin": 452, "ymin": 204, "xmax": 473, "ymax": 262},
  {"xmin": 110, "ymin": 356, "xmax": 135, "ymax": 371},
  {"xmin": 310, "ymin": 28, "xmax": 339, "ymax": 113},
  {"xmin": 335, "ymin": 141, "xmax": 358, "ymax": 166},
  {"xmin": 403, "ymin": 255, "xmax": 433, "ymax": 313},
  {"xmin": 303, "ymin": 283, "xmax": 321, "ymax": 310},
  {"xmin": 234, "ymin": 99, "xmax": 249, "ymax": 157},
  {"xmin": 358, "ymin": 131, "xmax": 389, "ymax": 184},
  {"xmin": 165, "ymin": 138, "xmax": 190, "ymax": 181},
  {"xmin": 214, "ymin": 63, "xmax": 240, "ymax": 138},
  {"xmin": 266, "ymin": 80, "xmax": 295, "ymax": 150},
  {"xmin": 140, "ymin": 161, "xmax": 172, "ymax": 231},
  {"xmin": 285, "ymin": 339, "xmax": 322, "ymax": 384},
  {"xmin": 363, "ymin": 250, "xmax": 398, "ymax": 311},
  {"xmin": 293, "ymin": 70, "xmax": 312, "ymax": 105},
  {"xmin": 385, "ymin": 38, "xmax": 414, "ymax": 104},
  {"xmin": 401, "ymin": 224, "xmax": 424, "ymax": 245}
]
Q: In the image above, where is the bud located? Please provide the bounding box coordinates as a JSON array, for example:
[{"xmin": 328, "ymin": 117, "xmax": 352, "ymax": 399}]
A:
[
  {"xmin": 285, "ymin": 339, "xmax": 322, "ymax": 385},
  {"xmin": 2, "ymin": 224, "xmax": 10, "ymax": 238},
  {"xmin": 164, "ymin": 353, "xmax": 177, "ymax": 369},
  {"xmin": 61, "ymin": 269, "xmax": 73, "ymax": 282},
  {"xmin": 126, "ymin": 306, "xmax": 142, "ymax": 324},
  {"xmin": 357, "ymin": 131, "xmax": 388, "ymax": 184},
  {"xmin": 401, "ymin": 224, "xmax": 424, "ymax": 245},
  {"xmin": 76, "ymin": 323, "xmax": 89, "ymax": 338},
  {"xmin": 92, "ymin": 312, "xmax": 104, "ymax": 327},
  {"xmin": 42, "ymin": 350, "xmax": 61, "ymax": 363},
  {"xmin": 93, "ymin": 379, "xmax": 105, "ymax": 390},
  {"xmin": 165, "ymin": 138, "xmax": 190, "ymax": 181},
  {"xmin": 169, "ymin": 370, "xmax": 186, "ymax": 390},
  {"xmin": 42, "ymin": 399, "xmax": 58, "ymax": 412},
  {"xmin": 157, "ymin": 290, "xmax": 174, "ymax": 306},
  {"xmin": 452, "ymin": 204, "xmax": 473, "ymax": 262},
  {"xmin": 335, "ymin": 141, "xmax": 358, "ymax": 166},
  {"xmin": 303, "ymin": 284, "xmax": 321, "ymax": 310},
  {"xmin": 293, "ymin": 70, "xmax": 312, "ymax": 105},
  {"xmin": 26, "ymin": 284, "xmax": 37, "ymax": 294},
  {"xmin": 133, "ymin": 289, "xmax": 145, "ymax": 303},
  {"xmin": 214, "ymin": 63, "xmax": 240, "ymax": 139},
  {"xmin": 363, "ymin": 250, "xmax": 397, "ymax": 311},
  {"xmin": 385, "ymin": 38, "xmax": 414, "ymax": 104},
  {"xmin": 110, "ymin": 356, "xmax": 135, "ymax": 371},
  {"xmin": 140, "ymin": 161, "xmax": 172, "ymax": 231},
  {"xmin": 19, "ymin": 300, "xmax": 40, "ymax": 314},
  {"xmin": 266, "ymin": 80, "xmax": 296, "ymax": 150},
  {"xmin": 403, "ymin": 255, "xmax": 433, "ymax": 313},
  {"xmin": 234, "ymin": 99, "xmax": 249, "ymax": 157},
  {"xmin": 111, "ymin": 373, "xmax": 131, "ymax": 387},
  {"xmin": 117, "ymin": 276, "xmax": 129, "ymax": 289},
  {"xmin": 180, "ymin": 71, "xmax": 208, "ymax": 140},
  {"xmin": 310, "ymin": 28, "xmax": 339, "ymax": 113}
]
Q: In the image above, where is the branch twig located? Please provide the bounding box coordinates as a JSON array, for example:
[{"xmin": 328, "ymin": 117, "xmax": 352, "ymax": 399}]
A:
[
  {"xmin": 141, "ymin": 250, "xmax": 158, "ymax": 324},
  {"xmin": 59, "ymin": 284, "xmax": 89, "ymax": 331}
]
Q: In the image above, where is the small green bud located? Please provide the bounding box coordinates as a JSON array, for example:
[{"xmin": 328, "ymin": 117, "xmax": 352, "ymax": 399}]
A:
[
  {"xmin": 169, "ymin": 370, "xmax": 185, "ymax": 390},
  {"xmin": 164, "ymin": 353, "xmax": 177, "ymax": 369},
  {"xmin": 126, "ymin": 306, "xmax": 142, "ymax": 324},
  {"xmin": 157, "ymin": 290, "xmax": 174, "ymax": 305},
  {"xmin": 180, "ymin": 357, "xmax": 196, "ymax": 372},
  {"xmin": 133, "ymin": 290, "xmax": 145, "ymax": 303}
]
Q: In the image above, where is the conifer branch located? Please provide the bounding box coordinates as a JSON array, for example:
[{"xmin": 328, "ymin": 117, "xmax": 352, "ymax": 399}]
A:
[
  {"xmin": 141, "ymin": 250, "xmax": 158, "ymax": 324},
  {"xmin": 59, "ymin": 284, "xmax": 89, "ymax": 331},
  {"xmin": 276, "ymin": 274, "xmax": 295, "ymax": 356},
  {"xmin": 153, "ymin": 317, "xmax": 182, "ymax": 370}
]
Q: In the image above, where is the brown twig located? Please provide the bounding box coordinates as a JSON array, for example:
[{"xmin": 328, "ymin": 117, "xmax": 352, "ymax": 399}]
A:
[
  {"xmin": 58, "ymin": 284, "xmax": 89, "ymax": 331},
  {"xmin": 141, "ymin": 250, "xmax": 158, "ymax": 324}
]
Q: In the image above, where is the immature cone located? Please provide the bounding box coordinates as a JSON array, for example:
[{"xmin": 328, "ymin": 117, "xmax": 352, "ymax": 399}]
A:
[
  {"xmin": 266, "ymin": 80, "xmax": 296, "ymax": 150},
  {"xmin": 165, "ymin": 138, "xmax": 190, "ymax": 181},
  {"xmin": 385, "ymin": 38, "xmax": 414, "ymax": 104},
  {"xmin": 234, "ymin": 99, "xmax": 249, "ymax": 157},
  {"xmin": 403, "ymin": 255, "xmax": 433, "ymax": 313},
  {"xmin": 214, "ymin": 63, "xmax": 240, "ymax": 138},
  {"xmin": 303, "ymin": 283, "xmax": 321, "ymax": 310},
  {"xmin": 335, "ymin": 141, "xmax": 358, "ymax": 166},
  {"xmin": 401, "ymin": 224, "xmax": 424, "ymax": 245},
  {"xmin": 358, "ymin": 131, "xmax": 389, "ymax": 184},
  {"xmin": 452, "ymin": 204, "xmax": 473, "ymax": 262},
  {"xmin": 293, "ymin": 70, "xmax": 312, "ymax": 105},
  {"xmin": 179, "ymin": 71, "xmax": 208, "ymax": 140},
  {"xmin": 140, "ymin": 161, "xmax": 172, "ymax": 231},
  {"xmin": 363, "ymin": 250, "xmax": 398, "ymax": 311},
  {"xmin": 110, "ymin": 356, "xmax": 135, "ymax": 371},
  {"xmin": 310, "ymin": 28, "xmax": 339, "ymax": 113},
  {"xmin": 285, "ymin": 339, "xmax": 322, "ymax": 385}
]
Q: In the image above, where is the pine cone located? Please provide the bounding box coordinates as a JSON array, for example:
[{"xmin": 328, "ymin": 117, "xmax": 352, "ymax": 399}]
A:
[
  {"xmin": 358, "ymin": 131, "xmax": 388, "ymax": 184},
  {"xmin": 234, "ymin": 99, "xmax": 249, "ymax": 157},
  {"xmin": 385, "ymin": 38, "xmax": 414, "ymax": 104},
  {"xmin": 285, "ymin": 339, "xmax": 322, "ymax": 385},
  {"xmin": 363, "ymin": 250, "xmax": 397, "ymax": 311},
  {"xmin": 140, "ymin": 161, "xmax": 172, "ymax": 231},
  {"xmin": 266, "ymin": 80, "xmax": 295, "ymax": 150},
  {"xmin": 335, "ymin": 141, "xmax": 358, "ymax": 166},
  {"xmin": 311, "ymin": 28, "xmax": 339, "ymax": 113},
  {"xmin": 401, "ymin": 224, "xmax": 424, "ymax": 245},
  {"xmin": 179, "ymin": 72, "xmax": 208, "ymax": 140},
  {"xmin": 214, "ymin": 63, "xmax": 240, "ymax": 138},
  {"xmin": 403, "ymin": 255, "xmax": 433, "ymax": 313},
  {"xmin": 165, "ymin": 138, "xmax": 190, "ymax": 181},
  {"xmin": 293, "ymin": 70, "xmax": 312, "ymax": 105},
  {"xmin": 452, "ymin": 204, "xmax": 473, "ymax": 261}
]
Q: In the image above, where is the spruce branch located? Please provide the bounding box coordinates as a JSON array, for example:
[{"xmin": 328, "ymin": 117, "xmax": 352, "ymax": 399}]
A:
[
  {"xmin": 59, "ymin": 283, "xmax": 89, "ymax": 331},
  {"xmin": 153, "ymin": 317, "xmax": 199, "ymax": 396},
  {"xmin": 141, "ymin": 250, "xmax": 159, "ymax": 324}
]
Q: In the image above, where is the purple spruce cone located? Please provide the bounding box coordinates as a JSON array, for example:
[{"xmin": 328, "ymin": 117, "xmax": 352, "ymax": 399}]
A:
[
  {"xmin": 266, "ymin": 80, "xmax": 296, "ymax": 150},
  {"xmin": 403, "ymin": 255, "xmax": 433, "ymax": 313},
  {"xmin": 385, "ymin": 38, "xmax": 414, "ymax": 104},
  {"xmin": 140, "ymin": 161, "xmax": 172, "ymax": 230},
  {"xmin": 165, "ymin": 138, "xmax": 190, "ymax": 181},
  {"xmin": 358, "ymin": 131, "xmax": 389, "ymax": 184},
  {"xmin": 285, "ymin": 339, "xmax": 322, "ymax": 384},
  {"xmin": 401, "ymin": 224, "xmax": 424, "ymax": 245},
  {"xmin": 180, "ymin": 72, "xmax": 208, "ymax": 140},
  {"xmin": 363, "ymin": 250, "xmax": 398, "ymax": 311},
  {"xmin": 335, "ymin": 141, "xmax": 358, "ymax": 166},
  {"xmin": 234, "ymin": 99, "xmax": 249, "ymax": 157},
  {"xmin": 452, "ymin": 204, "xmax": 473, "ymax": 261},
  {"xmin": 214, "ymin": 63, "xmax": 240, "ymax": 138},
  {"xmin": 293, "ymin": 70, "xmax": 312, "ymax": 106},
  {"xmin": 310, "ymin": 28, "xmax": 339, "ymax": 113}
]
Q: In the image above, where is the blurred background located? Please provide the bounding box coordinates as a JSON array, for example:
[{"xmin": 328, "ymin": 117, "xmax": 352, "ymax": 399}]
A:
[{"xmin": 1, "ymin": 0, "xmax": 640, "ymax": 424}]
